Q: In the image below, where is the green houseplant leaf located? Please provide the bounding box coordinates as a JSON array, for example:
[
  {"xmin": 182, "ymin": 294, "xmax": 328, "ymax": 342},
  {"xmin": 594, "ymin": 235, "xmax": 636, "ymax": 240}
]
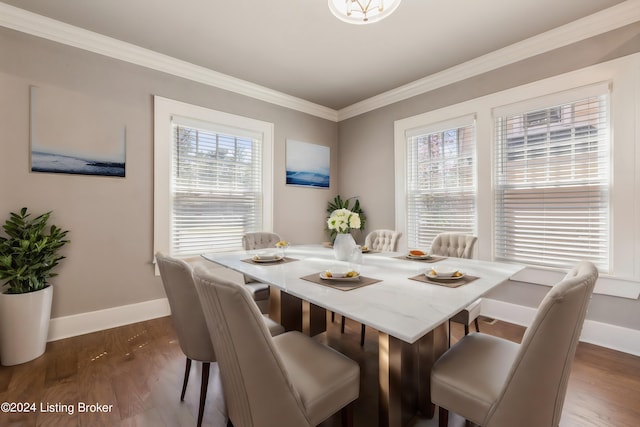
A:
[{"xmin": 0, "ymin": 207, "xmax": 70, "ymax": 294}]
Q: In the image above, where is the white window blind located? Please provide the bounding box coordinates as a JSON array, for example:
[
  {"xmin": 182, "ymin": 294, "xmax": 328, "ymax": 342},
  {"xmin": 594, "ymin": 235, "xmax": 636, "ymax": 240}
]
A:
[
  {"xmin": 494, "ymin": 89, "xmax": 610, "ymax": 271},
  {"xmin": 170, "ymin": 119, "xmax": 263, "ymax": 257},
  {"xmin": 406, "ymin": 116, "xmax": 477, "ymax": 250}
]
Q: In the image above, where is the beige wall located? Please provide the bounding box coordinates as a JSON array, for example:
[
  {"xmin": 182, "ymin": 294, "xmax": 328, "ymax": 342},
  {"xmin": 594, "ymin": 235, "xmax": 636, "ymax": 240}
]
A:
[
  {"xmin": 337, "ymin": 23, "xmax": 640, "ymax": 330},
  {"xmin": 0, "ymin": 28, "xmax": 338, "ymax": 319}
]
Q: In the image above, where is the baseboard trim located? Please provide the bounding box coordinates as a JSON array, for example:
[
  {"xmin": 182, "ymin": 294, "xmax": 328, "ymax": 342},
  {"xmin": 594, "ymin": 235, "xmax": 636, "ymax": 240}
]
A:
[
  {"xmin": 47, "ymin": 298, "xmax": 171, "ymax": 342},
  {"xmin": 482, "ymin": 298, "xmax": 640, "ymax": 357},
  {"xmin": 48, "ymin": 297, "xmax": 640, "ymax": 357}
]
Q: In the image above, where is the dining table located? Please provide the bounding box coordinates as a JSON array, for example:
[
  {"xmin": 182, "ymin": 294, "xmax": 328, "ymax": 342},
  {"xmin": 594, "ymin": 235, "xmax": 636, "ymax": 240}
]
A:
[{"xmin": 202, "ymin": 244, "xmax": 524, "ymax": 427}]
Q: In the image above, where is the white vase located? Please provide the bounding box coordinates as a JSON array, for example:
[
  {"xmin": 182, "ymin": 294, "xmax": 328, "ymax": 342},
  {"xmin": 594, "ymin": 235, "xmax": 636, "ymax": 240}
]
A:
[
  {"xmin": 0, "ymin": 285, "xmax": 53, "ymax": 366},
  {"xmin": 334, "ymin": 233, "xmax": 357, "ymax": 261}
]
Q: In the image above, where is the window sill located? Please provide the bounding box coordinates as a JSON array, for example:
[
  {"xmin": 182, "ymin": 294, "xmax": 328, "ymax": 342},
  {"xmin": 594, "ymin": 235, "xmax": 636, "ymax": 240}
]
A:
[{"xmin": 509, "ymin": 267, "xmax": 640, "ymax": 300}]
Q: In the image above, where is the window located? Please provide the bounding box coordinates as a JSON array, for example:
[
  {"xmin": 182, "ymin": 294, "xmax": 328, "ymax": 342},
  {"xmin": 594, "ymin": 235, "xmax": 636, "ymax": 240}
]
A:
[
  {"xmin": 154, "ymin": 96, "xmax": 273, "ymax": 259},
  {"xmin": 494, "ymin": 85, "xmax": 610, "ymax": 271},
  {"xmin": 525, "ymin": 107, "xmax": 561, "ymax": 127},
  {"xmin": 405, "ymin": 116, "xmax": 477, "ymax": 250}
]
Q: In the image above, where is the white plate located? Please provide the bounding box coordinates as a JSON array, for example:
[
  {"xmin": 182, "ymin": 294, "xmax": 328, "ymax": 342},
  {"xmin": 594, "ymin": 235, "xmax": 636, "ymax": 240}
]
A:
[
  {"xmin": 320, "ymin": 272, "xmax": 360, "ymax": 281},
  {"xmin": 425, "ymin": 271, "xmax": 465, "ymax": 280},
  {"xmin": 252, "ymin": 255, "xmax": 283, "ymax": 263}
]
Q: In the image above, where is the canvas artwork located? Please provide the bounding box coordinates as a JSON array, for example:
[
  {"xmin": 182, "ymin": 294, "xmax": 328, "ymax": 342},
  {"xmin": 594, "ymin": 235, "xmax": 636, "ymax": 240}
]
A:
[
  {"xmin": 285, "ymin": 139, "xmax": 330, "ymax": 188},
  {"xmin": 30, "ymin": 86, "xmax": 126, "ymax": 177}
]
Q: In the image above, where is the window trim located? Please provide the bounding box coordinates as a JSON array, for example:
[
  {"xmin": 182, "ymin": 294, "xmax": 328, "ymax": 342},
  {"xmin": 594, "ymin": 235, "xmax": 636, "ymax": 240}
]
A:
[{"xmin": 153, "ymin": 96, "xmax": 273, "ymax": 267}]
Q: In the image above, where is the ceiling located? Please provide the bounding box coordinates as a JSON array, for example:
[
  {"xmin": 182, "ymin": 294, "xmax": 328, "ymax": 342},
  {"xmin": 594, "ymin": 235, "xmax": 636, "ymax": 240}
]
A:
[{"xmin": 1, "ymin": 0, "xmax": 628, "ymax": 110}]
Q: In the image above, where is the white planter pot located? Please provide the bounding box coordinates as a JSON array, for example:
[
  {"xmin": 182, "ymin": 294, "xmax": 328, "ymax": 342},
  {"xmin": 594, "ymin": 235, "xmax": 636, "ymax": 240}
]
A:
[
  {"xmin": 0, "ymin": 285, "xmax": 53, "ymax": 366},
  {"xmin": 333, "ymin": 233, "xmax": 357, "ymax": 261}
]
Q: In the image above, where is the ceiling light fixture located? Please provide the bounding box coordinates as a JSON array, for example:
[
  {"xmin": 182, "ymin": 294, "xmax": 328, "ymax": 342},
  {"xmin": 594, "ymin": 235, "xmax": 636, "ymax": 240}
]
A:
[{"xmin": 328, "ymin": 0, "xmax": 402, "ymax": 25}]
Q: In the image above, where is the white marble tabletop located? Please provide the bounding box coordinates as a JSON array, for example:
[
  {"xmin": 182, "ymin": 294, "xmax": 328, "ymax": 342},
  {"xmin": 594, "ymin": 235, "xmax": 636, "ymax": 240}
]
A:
[{"xmin": 202, "ymin": 245, "xmax": 523, "ymax": 344}]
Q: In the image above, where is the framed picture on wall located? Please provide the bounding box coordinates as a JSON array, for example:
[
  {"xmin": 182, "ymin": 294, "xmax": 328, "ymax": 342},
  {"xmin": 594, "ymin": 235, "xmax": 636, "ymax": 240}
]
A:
[
  {"xmin": 30, "ymin": 86, "xmax": 126, "ymax": 177},
  {"xmin": 285, "ymin": 139, "xmax": 330, "ymax": 188}
]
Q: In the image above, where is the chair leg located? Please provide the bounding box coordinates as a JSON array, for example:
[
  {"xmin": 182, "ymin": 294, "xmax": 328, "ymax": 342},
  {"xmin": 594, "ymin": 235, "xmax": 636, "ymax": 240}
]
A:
[
  {"xmin": 439, "ymin": 406, "xmax": 449, "ymax": 427},
  {"xmin": 474, "ymin": 317, "xmax": 480, "ymax": 332},
  {"xmin": 197, "ymin": 362, "xmax": 211, "ymax": 427},
  {"xmin": 464, "ymin": 324, "xmax": 469, "ymax": 335},
  {"xmin": 360, "ymin": 323, "xmax": 366, "ymax": 346},
  {"xmin": 448, "ymin": 319, "xmax": 452, "ymax": 348},
  {"xmin": 181, "ymin": 357, "xmax": 192, "ymax": 401},
  {"xmin": 331, "ymin": 311, "xmax": 335, "ymax": 322},
  {"xmin": 227, "ymin": 418, "xmax": 234, "ymax": 427},
  {"xmin": 341, "ymin": 402, "xmax": 354, "ymax": 427},
  {"xmin": 341, "ymin": 316, "xmax": 346, "ymax": 333}
]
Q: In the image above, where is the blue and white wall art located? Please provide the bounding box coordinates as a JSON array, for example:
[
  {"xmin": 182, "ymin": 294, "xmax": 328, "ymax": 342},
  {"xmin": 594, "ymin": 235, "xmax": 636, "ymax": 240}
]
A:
[
  {"xmin": 286, "ymin": 139, "xmax": 330, "ymax": 188},
  {"xmin": 30, "ymin": 86, "xmax": 126, "ymax": 177}
]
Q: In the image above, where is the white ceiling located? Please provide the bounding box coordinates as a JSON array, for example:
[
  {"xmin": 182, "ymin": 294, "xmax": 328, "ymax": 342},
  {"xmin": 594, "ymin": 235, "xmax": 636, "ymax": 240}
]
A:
[{"xmin": 1, "ymin": 0, "xmax": 628, "ymax": 110}]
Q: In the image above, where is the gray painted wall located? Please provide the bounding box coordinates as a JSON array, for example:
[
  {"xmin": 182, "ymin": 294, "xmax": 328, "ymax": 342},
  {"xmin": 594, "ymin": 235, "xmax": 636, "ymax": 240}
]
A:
[
  {"xmin": 0, "ymin": 27, "xmax": 338, "ymax": 319},
  {"xmin": 1, "ymin": 22, "xmax": 639, "ymax": 331},
  {"xmin": 337, "ymin": 23, "xmax": 640, "ymax": 330}
]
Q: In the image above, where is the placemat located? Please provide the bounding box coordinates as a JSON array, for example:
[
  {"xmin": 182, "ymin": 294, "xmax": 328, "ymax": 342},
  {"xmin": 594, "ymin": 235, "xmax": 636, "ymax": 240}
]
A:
[
  {"xmin": 241, "ymin": 257, "xmax": 298, "ymax": 265},
  {"xmin": 409, "ymin": 273, "xmax": 479, "ymax": 288},
  {"xmin": 394, "ymin": 255, "xmax": 447, "ymax": 263},
  {"xmin": 300, "ymin": 273, "xmax": 382, "ymax": 291}
]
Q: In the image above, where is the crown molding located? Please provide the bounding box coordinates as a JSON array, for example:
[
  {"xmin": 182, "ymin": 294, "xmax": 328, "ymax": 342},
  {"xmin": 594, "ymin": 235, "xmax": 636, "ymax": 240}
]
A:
[
  {"xmin": 0, "ymin": 2, "xmax": 339, "ymax": 122},
  {"xmin": 2, "ymin": 2, "xmax": 638, "ymax": 123},
  {"xmin": 337, "ymin": 0, "xmax": 640, "ymax": 121}
]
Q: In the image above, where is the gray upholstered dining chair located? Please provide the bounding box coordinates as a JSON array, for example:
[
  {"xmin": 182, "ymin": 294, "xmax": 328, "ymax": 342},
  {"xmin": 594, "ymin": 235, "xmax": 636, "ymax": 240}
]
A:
[
  {"xmin": 430, "ymin": 232, "xmax": 477, "ymax": 259},
  {"xmin": 338, "ymin": 229, "xmax": 401, "ymax": 346},
  {"xmin": 431, "ymin": 260, "xmax": 598, "ymax": 427},
  {"xmin": 241, "ymin": 232, "xmax": 283, "ymax": 313},
  {"xmin": 363, "ymin": 229, "xmax": 401, "ymax": 252},
  {"xmin": 428, "ymin": 232, "xmax": 479, "ymax": 346},
  {"xmin": 242, "ymin": 232, "xmax": 282, "ymax": 250},
  {"xmin": 192, "ymin": 265, "xmax": 361, "ymax": 427},
  {"xmin": 155, "ymin": 253, "xmax": 285, "ymax": 427}
]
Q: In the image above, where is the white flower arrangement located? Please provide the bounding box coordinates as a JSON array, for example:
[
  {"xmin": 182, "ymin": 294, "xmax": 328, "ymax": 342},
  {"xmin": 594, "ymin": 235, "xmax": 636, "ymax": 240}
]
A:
[{"xmin": 327, "ymin": 208, "xmax": 361, "ymax": 234}]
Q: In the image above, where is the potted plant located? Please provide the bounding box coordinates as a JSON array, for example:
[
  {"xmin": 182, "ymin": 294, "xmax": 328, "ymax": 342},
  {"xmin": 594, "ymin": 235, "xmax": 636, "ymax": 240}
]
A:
[{"xmin": 0, "ymin": 207, "xmax": 69, "ymax": 366}]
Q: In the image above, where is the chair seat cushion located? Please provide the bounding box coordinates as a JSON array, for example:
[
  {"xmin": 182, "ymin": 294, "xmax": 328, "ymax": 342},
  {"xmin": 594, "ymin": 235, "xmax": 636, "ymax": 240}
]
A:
[
  {"xmin": 263, "ymin": 315, "xmax": 285, "ymax": 336},
  {"xmin": 431, "ymin": 333, "xmax": 519, "ymax": 424},
  {"xmin": 273, "ymin": 331, "xmax": 360, "ymax": 426},
  {"xmin": 245, "ymin": 281, "xmax": 270, "ymax": 301}
]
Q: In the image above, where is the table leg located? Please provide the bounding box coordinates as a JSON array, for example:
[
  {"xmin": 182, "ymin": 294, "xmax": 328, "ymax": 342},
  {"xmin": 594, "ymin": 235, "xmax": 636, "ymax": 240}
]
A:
[
  {"xmin": 302, "ymin": 301, "xmax": 327, "ymax": 336},
  {"xmin": 378, "ymin": 333, "xmax": 418, "ymax": 427},
  {"xmin": 417, "ymin": 323, "xmax": 448, "ymax": 418},
  {"xmin": 269, "ymin": 288, "xmax": 326, "ymax": 335},
  {"xmin": 269, "ymin": 287, "xmax": 302, "ymax": 332}
]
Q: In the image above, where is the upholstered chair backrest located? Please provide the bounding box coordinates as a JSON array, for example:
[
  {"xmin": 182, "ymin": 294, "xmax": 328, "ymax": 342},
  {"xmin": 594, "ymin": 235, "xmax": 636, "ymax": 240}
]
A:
[
  {"xmin": 192, "ymin": 266, "xmax": 311, "ymax": 427},
  {"xmin": 242, "ymin": 232, "xmax": 282, "ymax": 250},
  {"xmin": 430, "ymin": 232, "xmax": 477, "ymax": 259},
  {"xmin": 155, "ymin": 253, "xmax": 216, "ymax": 362},
  {"xmin": 484, "ymin": 261, "xmax": 598, "ymax": 427},
  {"xmin": 364, "ymin": 229, "xmax": 400, "ymax": 252}
]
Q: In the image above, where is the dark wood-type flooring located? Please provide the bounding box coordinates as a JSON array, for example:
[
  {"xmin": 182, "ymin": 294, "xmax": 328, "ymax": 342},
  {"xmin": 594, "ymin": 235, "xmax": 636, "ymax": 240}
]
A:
[{"xmin": 1, "ymin": 314, "xmax": 638, "ymax": 426}]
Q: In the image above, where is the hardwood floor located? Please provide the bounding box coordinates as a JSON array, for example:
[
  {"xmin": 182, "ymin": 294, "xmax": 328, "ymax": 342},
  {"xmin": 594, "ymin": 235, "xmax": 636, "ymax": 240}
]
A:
[{"xmin": 0, "ymin": 315, "xmax": 638, "ymax": 427}]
